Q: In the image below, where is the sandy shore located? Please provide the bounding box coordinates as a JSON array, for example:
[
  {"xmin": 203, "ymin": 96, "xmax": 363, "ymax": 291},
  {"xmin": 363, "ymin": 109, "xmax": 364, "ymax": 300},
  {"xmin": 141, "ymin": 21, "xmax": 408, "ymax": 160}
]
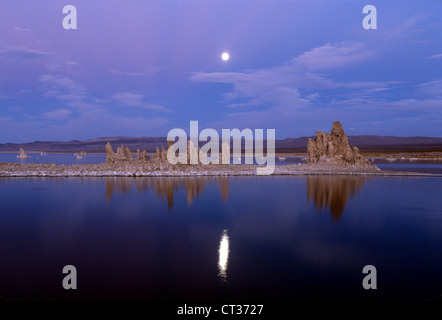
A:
[{"xmin": 0, "ymin": 162, "xmax": 440, "ymax": 177}]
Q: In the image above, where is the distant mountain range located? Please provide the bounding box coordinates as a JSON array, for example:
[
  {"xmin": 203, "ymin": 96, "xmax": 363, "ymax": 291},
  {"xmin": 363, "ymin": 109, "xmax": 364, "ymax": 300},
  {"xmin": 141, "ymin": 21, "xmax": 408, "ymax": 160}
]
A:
[{"xmin": 1, "ymin": 135, "xmax": 441, "ymax": 154}]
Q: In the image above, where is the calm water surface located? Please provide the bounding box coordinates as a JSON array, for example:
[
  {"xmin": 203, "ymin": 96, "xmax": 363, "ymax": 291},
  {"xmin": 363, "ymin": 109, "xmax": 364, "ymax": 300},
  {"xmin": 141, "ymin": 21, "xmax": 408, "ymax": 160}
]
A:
[{"xmin": 0, "ymin": 175, "xmax": 440, "ymax": 300}]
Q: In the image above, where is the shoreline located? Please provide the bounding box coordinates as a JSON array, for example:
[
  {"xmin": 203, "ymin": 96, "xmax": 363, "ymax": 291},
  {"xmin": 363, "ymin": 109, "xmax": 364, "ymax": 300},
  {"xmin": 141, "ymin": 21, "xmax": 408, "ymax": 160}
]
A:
[
  {"xmin": 1, "ymin": 162, "xmax": 440, "ymax": 178},
  {"xmin": 2, "ymin": 151, "xmax": 442, "ymax": 160}
]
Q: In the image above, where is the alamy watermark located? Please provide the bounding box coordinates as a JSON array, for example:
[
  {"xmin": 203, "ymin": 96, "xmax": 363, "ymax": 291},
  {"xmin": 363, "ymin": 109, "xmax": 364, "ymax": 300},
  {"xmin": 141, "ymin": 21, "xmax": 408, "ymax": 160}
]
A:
[
  {"xmin": 362, "ymin": 265, "xmax": 377, "ymax": 290},
  {"xmin": 62, "ymin": 4, "xmax": 378, "ymax": 31},
  {"xmin": 167, "ymin": 121, "xmax": 276, "ymax": 175},
  {"xmin": 62, "ymin": 265, "xmax": 77, "ymax": 290},
  {"xmin": 62, "ymin": 5, "xmax": 77, "ymax": 30},
  {"xmin": 362, "ymin": 5, "xmax": 377, "ymax": 30}
]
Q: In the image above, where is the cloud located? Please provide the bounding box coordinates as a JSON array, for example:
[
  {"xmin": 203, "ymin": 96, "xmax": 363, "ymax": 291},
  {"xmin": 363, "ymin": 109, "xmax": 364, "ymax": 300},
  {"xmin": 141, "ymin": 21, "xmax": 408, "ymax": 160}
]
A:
[
  {"xmin": 428, "ymin": 53, "xmax": 442, "ymax": 59},
  {"xmin": 384, "ymin": 16, "xmax": 423, "ymax": 40},
  {"xmin": 36, "ymin": 72, "xmax": 171, "ymax": 134},
  {"xmin": 13, "ymin": 26, "xmax": 33, "ymax": 35},
  {"xmin": 0, "ymin": 47, "xmax": 54, "ymax": 59},
  {"xmin": 111, "ymin": 92, "xmax": 170, "ymax": 113},
  {"xmin": 34, "ymin": 70, "xmax": 171, "ymax": 137},
  {"xmin": 42, "ymin": 109, "xmax": 72, "ymax": 120},
  {"xmin": 190, "ymin": 40, "xmax": 442, "ymax": 137},
  {"xmin": 189, "ymin": 42, "xmax": 391, "ymax": 135},
  {"xmin": 0, "ymin": 93, "xmax": 11, "ymax": 100},
  {"xmin": 39, "ymin": 74, "xmax": 83, "ymax": 92},
  {"xmin": 39, "ymin": 74, "xmax": 86, "ymax": 100},
  {"xmin": 109, "ymin": 67, "xmax": 161, "ymax": 77},
  {"xmin": 293, "ymin": 42, "xmax": 373, "ymax": 71},
  {"xmin": 190, "ymin": 42, "xmax": 380, "ymax": 112},
  {"xmin": 417, "ymin": 80, "xmax": 442, "ymax": 97},
  {"xmin": 1, "ymin": 101, "xmax": 170, "ymax": 143},
  {"xmin": 49, "ymin": 101, "xmax": 169, "ymax": 140},
  {"xmin": 0, "ymin": 116, "xmax": 12, "ymax": 122},
  {"xmin": 306, "ymin": 93, "xmax": 320, "ymax": 100},
  {"xmin": 206, "ymin": 96, "xmax": 442, "ymax": 137},
  {"xmin": 332, "ymin": 97, "xmax": 442, "ymax": 114}
]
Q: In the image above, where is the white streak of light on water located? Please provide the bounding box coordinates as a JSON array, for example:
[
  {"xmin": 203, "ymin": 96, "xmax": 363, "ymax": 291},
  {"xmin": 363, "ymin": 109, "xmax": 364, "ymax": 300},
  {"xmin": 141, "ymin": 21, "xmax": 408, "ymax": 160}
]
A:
[{"xmin": 218, "ymin": 229, "xmax": 230, "ymax": 282}]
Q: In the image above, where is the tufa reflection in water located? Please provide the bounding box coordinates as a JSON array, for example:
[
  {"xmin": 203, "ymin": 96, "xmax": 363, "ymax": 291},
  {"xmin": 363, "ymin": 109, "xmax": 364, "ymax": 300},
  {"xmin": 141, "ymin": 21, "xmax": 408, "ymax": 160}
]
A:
[
  {"xmin": 218, "ymin": 229, "xmax": 230, "ymax": 283},
  {"xmin": 306, "ymin": 176, "xmax": 367, "ymax": 222},
  {"xmin": 105, "ymin": 177, "xmax": 229, "ymax": 208}
]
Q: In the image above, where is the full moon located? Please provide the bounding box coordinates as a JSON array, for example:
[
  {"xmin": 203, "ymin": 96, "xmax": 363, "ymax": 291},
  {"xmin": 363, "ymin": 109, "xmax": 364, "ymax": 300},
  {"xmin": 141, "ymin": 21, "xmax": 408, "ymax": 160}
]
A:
[{"xmin": 221, "ymin": 52, "xmax": 230, "ymax": 61}]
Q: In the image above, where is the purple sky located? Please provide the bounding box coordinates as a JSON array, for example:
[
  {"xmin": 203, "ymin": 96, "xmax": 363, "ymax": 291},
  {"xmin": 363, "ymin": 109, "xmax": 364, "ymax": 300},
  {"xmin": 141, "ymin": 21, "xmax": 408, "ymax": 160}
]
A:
[{"xmin": 0, "ymin": 0, "xmax": 441, "ymax": 143}]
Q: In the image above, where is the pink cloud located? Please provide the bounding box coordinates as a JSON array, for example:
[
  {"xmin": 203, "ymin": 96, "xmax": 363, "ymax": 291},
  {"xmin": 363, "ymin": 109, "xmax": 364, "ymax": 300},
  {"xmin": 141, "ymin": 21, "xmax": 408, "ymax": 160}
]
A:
[
  {"xmin": 110, "ymin": 92, "xmax": 171, "ymax": 113},
  {"xmin": 294, "ymin": 42, "xmax": 373, "ymax": 71},
  {"xmin": 42, "ymin": 109, "xmax": 72, "ymax": 120}
]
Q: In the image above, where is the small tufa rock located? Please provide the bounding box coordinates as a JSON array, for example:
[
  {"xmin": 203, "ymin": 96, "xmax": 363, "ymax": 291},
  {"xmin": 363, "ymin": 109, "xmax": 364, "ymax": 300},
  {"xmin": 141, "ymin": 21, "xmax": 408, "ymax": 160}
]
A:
[
  {"xmin": 199, "ymin": 147, "xmax": 208, "ymax": 165},
  {"xmin": 167, "ymin": 141, "xmax": 175, "ymax": 163},
  {"xmin": 115, "ymin": 145, "xmax": 125, "ymax": 161},
  {"xmin": 137, "ymin": 149, "xmax": 149, "ymax": 161},
  {"xmin": 123, "ymin": 146, "xmax": 134, "ymax": 160},
  {"xmin": 105, "ymin": 142, "xmax": 115, "ymax": 163},
  {"xmin": 160, "ymin": 146, "xmax": 167, "ymax": 160},
  {"xmin": 187, "ymin": 140, "xmax": 198, "ymax": 164},
  {"xmin": 115, "ymin": 145, "xmax": 132, "ymax": 161},
  {"xmin": 19, "ymin": 147, "xmax": 29, "ymax": 159},
  {"xmin": 221, "ymin": 142, "xmax": 230, "ymax": 164}
]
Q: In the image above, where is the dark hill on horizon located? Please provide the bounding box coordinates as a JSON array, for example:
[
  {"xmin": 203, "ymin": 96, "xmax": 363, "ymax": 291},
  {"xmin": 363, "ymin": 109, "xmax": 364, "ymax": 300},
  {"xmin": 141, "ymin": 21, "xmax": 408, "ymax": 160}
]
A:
[
  {"xmin": 1, "ymin": 135, "xmax": 442, "ymax": 154},
  {"xmin": 276, "ymin": 135, "xmax": 442, "ymax": 154}
]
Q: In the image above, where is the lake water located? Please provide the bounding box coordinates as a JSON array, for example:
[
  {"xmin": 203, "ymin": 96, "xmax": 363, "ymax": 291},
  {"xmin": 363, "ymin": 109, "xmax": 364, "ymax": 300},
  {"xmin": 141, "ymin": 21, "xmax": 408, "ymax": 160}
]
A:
[
  {"xmin": 0, "ymin": 153, "xmax": 107, "ymax": 165},
  {"xmin": 0, "ymin": 175, "xmax": 440, "ymax": 300}
]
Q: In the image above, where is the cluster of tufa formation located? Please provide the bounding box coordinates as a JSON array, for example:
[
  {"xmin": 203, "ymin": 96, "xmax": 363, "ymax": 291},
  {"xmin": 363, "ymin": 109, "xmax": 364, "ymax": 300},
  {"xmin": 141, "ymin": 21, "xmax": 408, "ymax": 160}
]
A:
[
  {"xmin": 185, "ymin": 140, "xmax": 230, "ymax": 165},
  {"xmin": 306, "ymin": 121, "xmax": 372, "ymax": 167},
  {"xmin": 104, "ymin": 140, "xmax": 232, "ymax": 168},
  {"xmin": 105, "ymin": 142, "xmax": 169, "ymax": 166}
]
